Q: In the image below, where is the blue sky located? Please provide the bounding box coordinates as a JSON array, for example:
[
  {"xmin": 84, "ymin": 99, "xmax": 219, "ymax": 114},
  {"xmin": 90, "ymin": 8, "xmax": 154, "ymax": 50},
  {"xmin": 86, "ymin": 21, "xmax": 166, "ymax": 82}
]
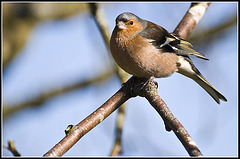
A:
[{"xmin": 3, "ymin": 2, "xmax": 237, "ymax": 156}]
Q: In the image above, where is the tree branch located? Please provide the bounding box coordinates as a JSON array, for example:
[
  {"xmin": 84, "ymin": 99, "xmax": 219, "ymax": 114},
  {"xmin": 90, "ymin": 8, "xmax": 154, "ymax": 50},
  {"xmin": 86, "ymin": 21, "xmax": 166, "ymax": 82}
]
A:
[
  {"xmin": 131, "ymin": 78, "xmax": 202, "ymax": 156},
  {"xmin": 43, "ymin": 80, "xmax": 133, "ymax": 157},
  {"xmin": 174, "ymin": 2, "xmax": 211, "ymax": 39}
]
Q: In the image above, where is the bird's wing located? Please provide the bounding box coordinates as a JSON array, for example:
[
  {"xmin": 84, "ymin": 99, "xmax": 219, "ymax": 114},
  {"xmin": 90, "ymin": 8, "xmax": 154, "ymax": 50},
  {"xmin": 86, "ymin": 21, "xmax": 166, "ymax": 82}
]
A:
[{"xmin": 139, "ymin": 21, "xmax": 208, "ymax": 60}]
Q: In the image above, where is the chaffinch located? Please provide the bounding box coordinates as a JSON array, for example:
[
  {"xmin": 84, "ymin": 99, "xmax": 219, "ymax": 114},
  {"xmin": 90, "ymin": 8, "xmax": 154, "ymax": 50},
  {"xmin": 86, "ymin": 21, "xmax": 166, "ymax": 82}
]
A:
[{"xmin": 110, "ymin": 12, "xmax": 227, "ymax": 104}]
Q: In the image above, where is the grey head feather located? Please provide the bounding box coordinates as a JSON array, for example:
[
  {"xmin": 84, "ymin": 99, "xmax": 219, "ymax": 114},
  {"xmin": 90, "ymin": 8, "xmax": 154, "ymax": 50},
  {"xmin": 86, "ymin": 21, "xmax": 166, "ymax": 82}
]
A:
[
  {"xmin": 115, "ymin": 12, "xmax": 147, "ymax": 31},
  {"xmin": 116, "ymin": 12, "xmax": 140, "ymax": 22}
]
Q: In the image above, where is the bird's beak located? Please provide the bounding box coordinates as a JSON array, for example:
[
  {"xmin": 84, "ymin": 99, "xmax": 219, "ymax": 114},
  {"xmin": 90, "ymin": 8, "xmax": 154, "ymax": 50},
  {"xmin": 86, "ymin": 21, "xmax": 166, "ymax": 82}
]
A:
[{"xmin": 116, "ymin": 21, "xmax": 127, "ymax": 30}]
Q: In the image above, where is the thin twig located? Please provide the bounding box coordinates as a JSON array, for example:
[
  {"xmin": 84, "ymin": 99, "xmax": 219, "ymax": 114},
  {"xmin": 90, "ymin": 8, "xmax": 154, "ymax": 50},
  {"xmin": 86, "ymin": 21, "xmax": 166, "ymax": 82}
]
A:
[{"xmin": 3, "ymin": 140, "xmax": 21, "ymax": 156}]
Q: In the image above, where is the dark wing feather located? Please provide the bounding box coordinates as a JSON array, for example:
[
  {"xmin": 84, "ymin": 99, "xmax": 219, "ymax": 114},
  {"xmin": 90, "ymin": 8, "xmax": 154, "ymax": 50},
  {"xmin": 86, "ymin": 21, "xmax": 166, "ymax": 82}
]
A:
[
  {"xmin": 139, "ymin": 21, "xmax": 169, "ymax": 49},
  {"xmin": 139, "ymin": 21, "xmax": 208, "ymax": 60}
]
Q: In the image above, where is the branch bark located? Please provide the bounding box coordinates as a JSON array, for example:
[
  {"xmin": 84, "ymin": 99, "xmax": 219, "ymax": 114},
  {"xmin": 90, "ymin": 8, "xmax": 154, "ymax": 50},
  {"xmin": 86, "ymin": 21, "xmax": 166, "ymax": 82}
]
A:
[
  {"xmin": 43, "ymin": 80, "xmax": 133, "ymax": 157},
  {"xmin": 131, "ymin": 78, "xmax": 202, "ymax": 156},
  {"xmin": 174, "ymin": 2, "xmax": 211, "ymax": 39}
]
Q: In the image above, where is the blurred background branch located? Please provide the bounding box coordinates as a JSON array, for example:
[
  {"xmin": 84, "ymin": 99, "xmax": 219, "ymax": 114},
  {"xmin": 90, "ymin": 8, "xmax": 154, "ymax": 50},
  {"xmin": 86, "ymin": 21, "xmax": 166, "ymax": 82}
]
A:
[
  {"xmin": 3, "ymin": 3, "xmax": 89, "ymax": 71},
  {"xmin": 3, "ymin": 70, "xmax": 114, "ymax": 119},
  {"xmin": 3, "ymin": 140, "xmax": 21, "ymax": 156},
  {"xmin": 89, "ymin": 3, "xmax": 128, "ymax": 156},
  {"xmin": 188, "ymin": 15, "xmax": 237, "ymax": 50}
]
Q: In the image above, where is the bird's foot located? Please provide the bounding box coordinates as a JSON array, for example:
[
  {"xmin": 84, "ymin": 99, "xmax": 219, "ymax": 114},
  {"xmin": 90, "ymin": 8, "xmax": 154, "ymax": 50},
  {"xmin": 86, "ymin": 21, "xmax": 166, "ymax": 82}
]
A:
[{"xmin": 123, "ymin": 76, "xmax": 158, "ymax": 97}]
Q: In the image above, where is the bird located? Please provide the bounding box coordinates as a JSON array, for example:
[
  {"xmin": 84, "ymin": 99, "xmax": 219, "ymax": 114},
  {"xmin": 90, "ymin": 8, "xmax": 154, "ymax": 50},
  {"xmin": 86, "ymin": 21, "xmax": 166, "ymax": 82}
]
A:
[{"xmin": 110, "ymin": 12, "xmax": 227, "ymax": 104}]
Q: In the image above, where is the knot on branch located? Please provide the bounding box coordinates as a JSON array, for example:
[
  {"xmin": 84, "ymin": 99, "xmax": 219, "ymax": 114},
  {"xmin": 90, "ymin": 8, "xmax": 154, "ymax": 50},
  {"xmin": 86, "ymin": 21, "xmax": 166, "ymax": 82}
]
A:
[{"xmin": 65, "ymin": 124, "xmax": 78, "ymax": 135}]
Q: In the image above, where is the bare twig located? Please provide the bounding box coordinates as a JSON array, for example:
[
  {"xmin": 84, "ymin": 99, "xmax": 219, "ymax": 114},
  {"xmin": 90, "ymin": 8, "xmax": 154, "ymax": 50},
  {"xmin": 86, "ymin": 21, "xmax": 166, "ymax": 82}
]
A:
[
  {"xmin": 3, "ymin": 140, "xmax": 21, "ymax": 156},
  {"xmin": 43, "ymin": 80, "xmax": 133, "ymax": 157}
]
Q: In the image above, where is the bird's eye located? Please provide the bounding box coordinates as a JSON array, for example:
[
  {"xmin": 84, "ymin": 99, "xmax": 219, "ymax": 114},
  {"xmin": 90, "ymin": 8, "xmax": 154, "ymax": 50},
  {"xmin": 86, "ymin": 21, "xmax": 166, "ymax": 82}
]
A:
[{"xmin": 129, "ymin": 20, "xmax": 134, "ymax": 25}]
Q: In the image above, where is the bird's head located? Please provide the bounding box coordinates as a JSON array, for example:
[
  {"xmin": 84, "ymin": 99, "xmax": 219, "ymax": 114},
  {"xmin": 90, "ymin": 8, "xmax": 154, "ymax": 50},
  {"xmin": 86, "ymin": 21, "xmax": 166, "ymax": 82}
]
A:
[{"xmin": 115, "ymin": 12, "xmax": 146, "ymax": 36}]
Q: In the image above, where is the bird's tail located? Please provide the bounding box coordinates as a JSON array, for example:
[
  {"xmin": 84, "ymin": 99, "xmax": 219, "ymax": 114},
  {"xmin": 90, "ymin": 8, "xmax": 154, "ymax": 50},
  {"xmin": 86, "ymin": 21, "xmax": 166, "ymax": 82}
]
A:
[
  {"xmin": 177, "ymin": 56, "xmax": 227, "ymax": 104},
  {"xmin": 193, "ymin": 73, "xmax": 227, "ymax": 104}
]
